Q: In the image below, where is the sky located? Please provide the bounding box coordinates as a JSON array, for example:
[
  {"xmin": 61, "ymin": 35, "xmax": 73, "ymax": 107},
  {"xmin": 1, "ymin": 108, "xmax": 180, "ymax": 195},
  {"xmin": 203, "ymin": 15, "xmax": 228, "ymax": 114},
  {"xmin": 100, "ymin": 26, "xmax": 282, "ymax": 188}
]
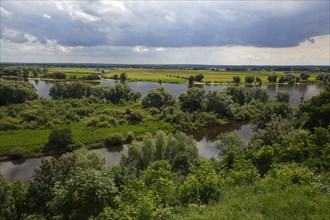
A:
[{"xmin": 0, "ymin": 0, "xmax": 329, "ymax": 65}]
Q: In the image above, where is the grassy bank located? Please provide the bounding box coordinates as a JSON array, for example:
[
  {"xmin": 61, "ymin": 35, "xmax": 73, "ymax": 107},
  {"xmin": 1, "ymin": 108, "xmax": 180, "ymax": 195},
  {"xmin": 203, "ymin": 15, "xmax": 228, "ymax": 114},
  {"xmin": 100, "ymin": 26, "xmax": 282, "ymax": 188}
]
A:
[{"xmin": 0, "ymin": 120, "xmax": 172, "ymax": 159}]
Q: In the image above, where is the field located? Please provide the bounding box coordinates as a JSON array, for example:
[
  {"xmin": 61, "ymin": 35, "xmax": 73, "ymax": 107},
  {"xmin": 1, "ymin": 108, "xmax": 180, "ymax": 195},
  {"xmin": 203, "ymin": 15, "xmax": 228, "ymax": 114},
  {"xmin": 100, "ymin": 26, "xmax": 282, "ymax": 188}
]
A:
[
  {"xmin": 0, "ymin": 120, "xmax": 172, "ymax": 158},
  {"xmin": 26, "ymin": 67, "xmax": 321, "ymax": 84}
]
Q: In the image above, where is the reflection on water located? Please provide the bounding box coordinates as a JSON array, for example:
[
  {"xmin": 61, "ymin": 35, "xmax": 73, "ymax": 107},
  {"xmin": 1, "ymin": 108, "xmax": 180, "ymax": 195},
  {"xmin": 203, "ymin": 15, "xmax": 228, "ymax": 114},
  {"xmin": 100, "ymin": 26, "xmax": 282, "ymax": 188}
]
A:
[
  {"xmin": 29, "ymin": 80, "xmax": 53, "ymax": 99},
  {"xmin": 93, "ymin": 145, "xmax": 128, "ymax": 168},
  {"xmin": 0, "ymin": 157, "xmax": 52, "ymax": 185},
  {"xmin": 187, "ymin": 121, "xmax": 253, "ymax": 159}
]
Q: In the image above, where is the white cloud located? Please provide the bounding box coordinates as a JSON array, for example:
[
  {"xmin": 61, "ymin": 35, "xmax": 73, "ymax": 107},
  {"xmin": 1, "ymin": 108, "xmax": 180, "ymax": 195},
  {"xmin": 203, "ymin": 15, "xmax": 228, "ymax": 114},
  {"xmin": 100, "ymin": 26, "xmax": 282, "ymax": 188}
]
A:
[
  {"xmin": 56, "ymin": 2, "xmax": 100, "ymax": 23},
  {"xmin": 134, "ymin": 46, "xmax": 149, "ymax": 53},
  {"xmin": 43, "ymin": 13, "xmax": 51, "ymax": 19},
  {"xmin": 155, "ymin": 47, "xmax": 167, "ymax": 52},
  {"xmin": 0, "ymin": 6, "xmax": 12, "ymax": 17}
]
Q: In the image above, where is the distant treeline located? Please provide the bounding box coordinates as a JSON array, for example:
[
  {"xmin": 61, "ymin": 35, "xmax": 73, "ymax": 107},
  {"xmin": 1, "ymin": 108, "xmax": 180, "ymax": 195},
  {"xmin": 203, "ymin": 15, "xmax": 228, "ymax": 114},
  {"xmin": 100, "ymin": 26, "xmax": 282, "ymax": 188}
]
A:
[{"xmin": 1, "ymin": 63, "xmax": 329, "ymax": 72}]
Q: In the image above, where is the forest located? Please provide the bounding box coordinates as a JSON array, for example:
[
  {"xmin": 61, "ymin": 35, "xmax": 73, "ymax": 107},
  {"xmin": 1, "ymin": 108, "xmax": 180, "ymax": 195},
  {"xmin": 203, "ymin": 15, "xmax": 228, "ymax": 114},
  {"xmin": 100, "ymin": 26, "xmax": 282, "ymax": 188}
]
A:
[{"xmin": 0, "ymin": 75, "xmax": 329, "ymax": 219}]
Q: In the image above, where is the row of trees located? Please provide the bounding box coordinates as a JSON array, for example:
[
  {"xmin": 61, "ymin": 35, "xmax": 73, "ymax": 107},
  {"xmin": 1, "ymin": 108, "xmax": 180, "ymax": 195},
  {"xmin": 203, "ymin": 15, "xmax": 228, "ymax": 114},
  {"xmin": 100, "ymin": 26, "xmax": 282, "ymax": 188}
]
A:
[{"xmin": 49, "ymin": 82, "xmax": 141, "ymax": 104}]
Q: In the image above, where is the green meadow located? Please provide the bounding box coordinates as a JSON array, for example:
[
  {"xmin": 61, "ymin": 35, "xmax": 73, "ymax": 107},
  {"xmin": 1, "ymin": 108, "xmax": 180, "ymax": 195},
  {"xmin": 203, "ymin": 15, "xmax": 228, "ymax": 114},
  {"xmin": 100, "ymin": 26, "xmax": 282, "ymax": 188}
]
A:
[{"xmin": 26, "ymin": 67, "xmax": 321, "ymax": 83}]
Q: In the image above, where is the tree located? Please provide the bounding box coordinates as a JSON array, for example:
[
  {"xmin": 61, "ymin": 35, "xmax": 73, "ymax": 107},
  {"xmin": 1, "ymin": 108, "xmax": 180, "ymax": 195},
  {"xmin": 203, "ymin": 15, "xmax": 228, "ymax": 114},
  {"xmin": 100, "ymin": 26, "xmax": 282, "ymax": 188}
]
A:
[
  {"xmin": 215, "ymin": 131, "xmax": 244, "ymax": 157},
  {"xmin": 47, "ymin": 127, "xmax": 74, "ymax": 151},
  {"xmin": 49, "ymin": 82, "xmax": 102, "ymax": 99},
  {"xmin": 249, "ymin": 115, "xmax": 294, "ymax": 150},
  {"xmin": 194, "ymin": 73, "xmax": 204, "ymax": 82},
  {"xmin": 206, "ymin": 90, "xmax": 234, "ymax": 119},
  {"xmin": 256, "ymin": 76, "xmax": 262, "ymax": 85},
  {"xmin": 301, "ymin": 85, "xmax": 330, "ymax": 130},
  {"xmin": 233, "ymin": 76, "xmax": 241, "ymax": 84},
  {"xmin": 187, "ymin": 75, "xmax": 195, "ymax": 84},
  {"xmin": 0, "ymin": 79, "xmax": 38, "ymax": 106},
  {"xmin": 22, "ymin": 68, "xmax": 29, "ymax": 79},
  {"xmin": 278, "ymin": 76, "xmax": 285, "ymax": 83},
  {"xmin": 142, "ymin": 87, "xmax": 176, "ymax": 109},
  {"xmin": 49, "ymin": 169, "xmax": 117, "ymax": 219},
  {"xmin": 276, "ymin": 90, "xmax": 290, "ymax": 103},
  {"xmin": 179, "ymin": 87, "xmax": 206, "ymax": 112},
  {"xmin": 27, "ymin": 149, "xmax": 106, "ymax": 215},
  {"xmin": 120, "ymin": 72, "xmax": 127, "ymax": 83},
  {"xmin": 300, "ymin": 72, "xmax": 310, "ymax": 81},
  {"xmin": 103, "ymin": 83, "xmax": 141, "ymax": 104},
  {"xmin": 267, "ymin": 75, "xmax": 278, "ymax": 83},
  {"xmin": 112, "ymin": 74, "xmax": 119, "ymax": 80},
  {"xmin": 245, "ymin": 76, "xmax": 255, "ymax": 84}
]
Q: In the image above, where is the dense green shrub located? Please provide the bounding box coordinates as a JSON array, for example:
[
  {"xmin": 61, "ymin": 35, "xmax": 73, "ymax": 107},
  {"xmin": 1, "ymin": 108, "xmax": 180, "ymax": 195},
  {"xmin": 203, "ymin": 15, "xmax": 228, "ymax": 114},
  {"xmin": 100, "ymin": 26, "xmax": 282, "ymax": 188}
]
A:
[
  {"xmin": 47, "ymin": 127, "xmax": 74, "ymax": 151},
  {"xmin": 104, "ymin": 133, "xmax": 124, "ymax": 146},
  {"xmin": 142, "ymin": 87, "xmax": 176, "ymax": 108},
  {"xmin": 0, "ymin": 79, "xmax": 38, "ymax": 106}
]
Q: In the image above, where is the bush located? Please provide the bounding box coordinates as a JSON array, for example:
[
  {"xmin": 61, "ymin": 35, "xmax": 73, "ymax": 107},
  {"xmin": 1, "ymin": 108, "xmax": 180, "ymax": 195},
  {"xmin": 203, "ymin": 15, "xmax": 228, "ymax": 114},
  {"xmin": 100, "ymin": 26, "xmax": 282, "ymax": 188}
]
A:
[
  {"xmin": 47, "ymin": 127, "xmax": 74, "ymax": 151},
  {"xmin": 105, "ymin": 133, "xmax": 124, "ymax": 146},
  {"xmin": 0, "ymin": 80, "xmax": 38, "ymax": 106},
  {"xmin": 126, "ymin": 131, "xmax": 135, "ymax": 143}
]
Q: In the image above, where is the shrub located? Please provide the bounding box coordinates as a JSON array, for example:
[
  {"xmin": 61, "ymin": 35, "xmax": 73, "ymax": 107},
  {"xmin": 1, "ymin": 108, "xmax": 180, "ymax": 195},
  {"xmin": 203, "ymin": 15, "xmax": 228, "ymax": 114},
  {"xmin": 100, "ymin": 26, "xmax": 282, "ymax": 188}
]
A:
[
  {"xmin": 105, "ymin": 133, "xmax": 124, "ymax": 146},
  {"xmin": 126, "ymin": 131, "xmax": 135, "ymax": 143},
  {"xmin": 47, "ymin": 127, "xmax": 74, "ymax": 151}
]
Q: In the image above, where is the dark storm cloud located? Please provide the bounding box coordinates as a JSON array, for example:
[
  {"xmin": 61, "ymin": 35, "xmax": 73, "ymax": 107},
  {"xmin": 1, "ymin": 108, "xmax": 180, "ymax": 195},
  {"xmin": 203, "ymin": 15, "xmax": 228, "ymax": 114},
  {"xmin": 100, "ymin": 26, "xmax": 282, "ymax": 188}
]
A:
[{"xmin": 1, "ymin": 1, "xmax": 329, "ymax": 48}]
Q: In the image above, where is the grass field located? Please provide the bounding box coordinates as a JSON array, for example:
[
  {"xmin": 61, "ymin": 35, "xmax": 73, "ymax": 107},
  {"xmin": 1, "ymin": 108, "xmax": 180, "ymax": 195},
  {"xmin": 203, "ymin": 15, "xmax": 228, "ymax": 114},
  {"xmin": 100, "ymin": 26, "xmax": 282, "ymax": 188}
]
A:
[
  {"xmin": 102, "ymin": 68, "xmax": 320, "ymax": 83},
  {"xmin": 0, "ymin": 120, "xmax": 172, "ymax": 157},
  {"xmin": 24, "ymin": 67, "xmax": 322, "ymax": 83}
]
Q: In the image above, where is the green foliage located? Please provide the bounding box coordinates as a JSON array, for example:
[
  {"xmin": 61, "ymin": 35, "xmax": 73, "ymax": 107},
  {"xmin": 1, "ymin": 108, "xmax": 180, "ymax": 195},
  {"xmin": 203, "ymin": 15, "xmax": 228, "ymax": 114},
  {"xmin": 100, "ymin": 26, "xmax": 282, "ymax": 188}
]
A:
[
  {"xmin": 194, "ymin": 73, "xmax": 204, "ymax": 82},
  {"xmin": 119, "ymin": 72, "xmax": 127, "ymax": 83},
  {"xmin": 47, "ymin": 127, "xmax": 74, "ymax": 151},
  {"xmin": 254, "ymin": 101, "xmax": 292, "ymax": 130},
  {"xmin": 142, "ymin": 87, "xmax": 176, "ymax": 108},
  {"xmin": 49, "ymin": 82, "xmax": 102, "ymax": 99},
  {"xmin": 249, "ymin": 115, "xmax": 294, "ymax": 149},
  {"xmin": 121, "ymin": 131, "xmax": 198, "ymax": 174},
  {"xmin": 225, "ymin": 86, "xmax": 269, "ymax": 105},
  {"xmin": 206, "ymin": 90, "xmax": 234, "ymax": 119},
  {"xmin": 103, "ymin": 83, "xmax": 141, "ymax": 104},
  {"xmin": 232, "ymin": 76, "xmax": 241, "ymax": 84},
  {"xmin": 179, "ymin": 159, "xmax": 221, "ymax": 204},
  {"xmin": 215, "ymin": 131, "xmax": 244, "ymax": 157},
  {"xmin": 49, "ymin": 169, "xmax": 117, "ymax": 220},
  {"xmin": 82, "ymin": 74, "xmax": 100, "ymax": 80},
  {"xmin": 267, "ymin": 74, "xmax": 278, "ymax": 83},
  {"xmin": 0, "ymin": 79, "xmax": 38, "ymax": 106},
  {"xmin": 104, "ymin": 133, "xmax": 124, "ymax": 146},
  {"xmin": 301, "ymin": 84, "xmax": 330, "ymax": 130},
  {"xmin": 275, "ymin": 90, "xmax": 290, "ymax": 103},
  {"xmin": 27, "ymin": 149, "xmax": 106, "ymax": 215},
  {"xmin": 244, "ymin": 75, "xmax": 254, "ymax": 84},
  {"xmin": 179, "ymin": 87, "xmax": 206, "ymax": 112}
]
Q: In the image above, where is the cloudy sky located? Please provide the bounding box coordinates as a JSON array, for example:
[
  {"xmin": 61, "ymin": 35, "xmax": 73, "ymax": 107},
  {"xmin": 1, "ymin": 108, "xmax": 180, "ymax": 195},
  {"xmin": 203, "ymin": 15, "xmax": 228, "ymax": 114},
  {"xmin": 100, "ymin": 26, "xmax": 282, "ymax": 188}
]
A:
[{"xmin": 1, "ymin": 1, "xmax": 329, "ymax": 65}]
